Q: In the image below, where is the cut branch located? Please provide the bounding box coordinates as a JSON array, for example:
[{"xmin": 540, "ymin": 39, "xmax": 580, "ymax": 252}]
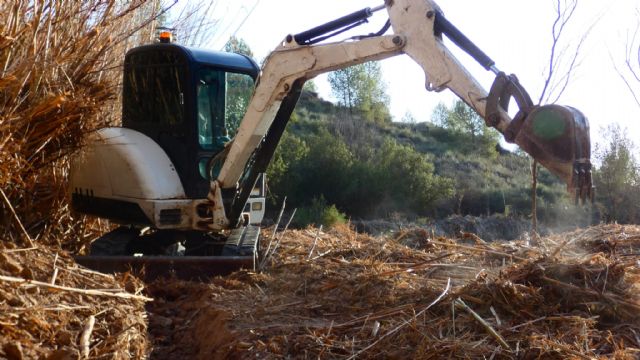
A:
[{"xmin": 0, "ymin": 275, "xmax": 153, "ymax": 301}]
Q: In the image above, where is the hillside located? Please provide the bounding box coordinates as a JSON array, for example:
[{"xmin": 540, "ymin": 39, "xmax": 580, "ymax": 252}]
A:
[{"xmin": 269, "ymin": 91, "xmax": 577, "ymax": 232}]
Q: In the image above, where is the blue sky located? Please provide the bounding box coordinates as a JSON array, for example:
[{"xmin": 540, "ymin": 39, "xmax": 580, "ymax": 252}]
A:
[{"xmin": 196, "ymin": 0, "xmax": 640, "ymax": 151}]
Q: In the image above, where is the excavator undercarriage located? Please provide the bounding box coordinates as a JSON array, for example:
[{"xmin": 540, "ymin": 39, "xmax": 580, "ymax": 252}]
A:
[{"xmin": 76, "ymin": 226, "xmax": 260, "ymax": 280}]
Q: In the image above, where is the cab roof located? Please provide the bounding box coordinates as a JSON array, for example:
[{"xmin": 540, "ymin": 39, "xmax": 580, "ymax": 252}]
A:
[{"xmin": 125, "ymin": 43, "xmax": 260, "ymax": 79}]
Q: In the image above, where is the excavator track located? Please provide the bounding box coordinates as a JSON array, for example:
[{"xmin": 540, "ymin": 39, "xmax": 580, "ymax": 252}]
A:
[
  {"xmin": 74, "ymin": 255, "xmax": 254, "ymax": 280},
  {"xmin": 75, "ymin": 226, "xmax": 261, "ymax": 281}
]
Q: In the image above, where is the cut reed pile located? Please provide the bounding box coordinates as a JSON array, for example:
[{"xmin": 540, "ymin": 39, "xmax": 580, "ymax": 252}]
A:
[
  {"xmin": 0, "ymin": 240, "xmax": 151, "ymax": 359},
  {"xmin": 0, "ymin": 0, "xmax": 165, "ymax": 250},
  {"xmin": 148, "ymin": 223, "xmax": 640, "ymax": 359}
]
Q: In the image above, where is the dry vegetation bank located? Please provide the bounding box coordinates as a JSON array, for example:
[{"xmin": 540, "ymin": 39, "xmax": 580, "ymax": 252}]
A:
[
  {"xmin": 0, "ymin": 0, "xmax": 162, "ymax": 250},
  {"xmin": 2, "ymin": 224, "xmax": 638, "ymax": 358},
  {"xmin": 0, "ymin": 2, "xmax": 162, "ymax": 358}
]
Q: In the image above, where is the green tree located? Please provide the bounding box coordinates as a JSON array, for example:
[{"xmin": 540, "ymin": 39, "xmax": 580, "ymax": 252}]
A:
[
  {"xmin": 593, "ymin": 124, "xmax": 640, "ymax": 223},
  {"xmin": 372, "ymin": 140, "xmax": 453, "ymax": 216},
  {"xmin": 401, "ymin": 111, "xmax": 417, "ymax": 124},
  {"xmin": 295, "ymin": 196, "xmax": 346, "ymax": 228},
  {"xmin": 266, "ymin": 126, "xmax": 309, "ymax": 205},
  {"xmin": 303, "ymin": 80, "xmax": 318, "ymax": 93},
  {"xmin": 328, "ymin": 61, "xmax": 391, "ymax": 124},
  {"xmin": 224, "ymin": 36, "xmax": 255, "ymax": 135},
  {"xmin": 431, "ymin": 100, "xmax": 500, "ymax": 156},
  {"xmin": 295, "ymin": 130, "xmax": 357, "ymax": 207},
  {"xmin": 328, "ymin": 66, "xmax": 360, "ymax": 111},
  {"xmin": 224, "ymin": 36, "xmax": 253, "ymax": 57}
]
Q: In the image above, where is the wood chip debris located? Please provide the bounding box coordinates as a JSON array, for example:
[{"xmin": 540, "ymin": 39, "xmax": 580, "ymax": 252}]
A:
[
  {"xmin": 0, "ymin": 243, "xmax": 148, "ymax": 359},
  {"xmin": 146, "ymin": 223, "xmax": 640, "ymax": 359}
]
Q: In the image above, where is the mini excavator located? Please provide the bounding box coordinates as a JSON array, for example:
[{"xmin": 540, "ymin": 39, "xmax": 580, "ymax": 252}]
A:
[{"xmin": 71, "ymin": 0, "xmax": 593, "ymax": 279}]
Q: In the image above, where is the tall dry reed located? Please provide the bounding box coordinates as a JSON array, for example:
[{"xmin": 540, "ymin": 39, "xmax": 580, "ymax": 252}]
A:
[{"xmin": 0, "ymin": 0, "xmax": 164, "ymax": 249}]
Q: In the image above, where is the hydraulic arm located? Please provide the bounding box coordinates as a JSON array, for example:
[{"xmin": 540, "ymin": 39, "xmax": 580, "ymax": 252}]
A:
[{"xmin": 204, "ymin": 0, "xmax": 593, "ymax": 231}]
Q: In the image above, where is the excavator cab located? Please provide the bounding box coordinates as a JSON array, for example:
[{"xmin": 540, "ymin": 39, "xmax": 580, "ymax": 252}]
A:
[
  {"xmin": 72, "ymin": 43, "xmax": 266, "ymax": 227},
  {"xmin": 121, "ymin": 44, "xmax": 260, "ymax": 198},
  {"xmin": 71, "ymin": 43, "xmax": 266, "ymax": 278}
]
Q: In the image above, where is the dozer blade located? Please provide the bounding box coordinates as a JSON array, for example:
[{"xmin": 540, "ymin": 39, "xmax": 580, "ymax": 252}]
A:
[{"xmin": 75, "ymin": 226, "xmax": 261, "ymax": 281}]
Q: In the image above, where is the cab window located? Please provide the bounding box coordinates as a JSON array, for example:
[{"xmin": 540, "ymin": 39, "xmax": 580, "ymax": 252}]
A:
[
  {"xmin": 197, "ymin": 68, "xmax": 254, "ymax": 150},
  {"xmin": 197, "ymin": 69, "xmax": 226, "ymax": 150},
  {"xmin": 123, "ymin": 51, "xmax": 185, "ymax": 129},
  {"xmin": 226, "ymin": 72, "xmax": 254, "ymax": 136}
]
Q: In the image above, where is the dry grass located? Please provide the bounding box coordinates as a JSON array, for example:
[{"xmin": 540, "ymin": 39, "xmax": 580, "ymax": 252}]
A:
[{"xmin": 0, "ymin": 3, "xmax": 171, "ymax": 356}]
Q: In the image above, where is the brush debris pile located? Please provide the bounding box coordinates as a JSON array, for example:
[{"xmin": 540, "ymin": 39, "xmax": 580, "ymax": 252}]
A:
[
  {"xmin": 149, "ymin": 224, "xmax": 640, "ymax": 359},
  {"xmin": 0, "ymin": 241, "xmax": 151, "ymax": 359},
  {"xmin": 0, "ymin": 0, "xmax": 163, "ymax": 251}
]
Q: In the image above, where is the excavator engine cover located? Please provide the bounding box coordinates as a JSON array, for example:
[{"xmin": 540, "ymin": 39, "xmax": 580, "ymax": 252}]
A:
[{"xmin": 515, "ymin": 104, "xmax": 592, "ymax": 203}]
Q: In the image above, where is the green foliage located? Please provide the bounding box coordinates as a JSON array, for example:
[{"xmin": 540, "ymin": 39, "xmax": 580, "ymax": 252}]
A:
[
  {"xmin": 266, "ymin": 126, "xmax": 309, "ymax": 204},
  {"xmin": 303, "ymin": 80, "xmax": 318, "ymax": 93},
  {"xmin": 295, "ymin": 130, "xmax": 357, "ymax": 205},
  {"xmin": 224, "ymin": 36, "xmax": 253, "ymax": 57},
  {"xmin": 431, "ymin": 100, "xmax": 500, "ymax": 156},
  {"xmin": 295, "ymin": 196, "xmax": 346, "ymax": 228},
  {"xmin": 295, "ymin": 91, "xmax": 336, "ymax": 120},
  {"xmin": 328, "ymin": 61, "xmax": 391, "ymax": 124},
  {"xmin": 267, "ymin": 125, "xmax": 453, "ymax": 218},
  {"xmin": 593, "ymin": 124, "xmax": 640, "ymax": 223},
  {"xmin": 266, "ymin": 91, "xmax": 579, "ymax": 226},
  {"xmin": 432, "ymin": 149, "xmax": 566, "ymax": 218},
  {"xmin": 224, "ymin": 37, "xmax": 254, "ymax": 136},
  {"xmin": 370, "ymin": 140, "xmax": 453, "ymax": 216},
  {"xmin": 401, "ymin": 111, "xmax": 417, "ymax": 124}
]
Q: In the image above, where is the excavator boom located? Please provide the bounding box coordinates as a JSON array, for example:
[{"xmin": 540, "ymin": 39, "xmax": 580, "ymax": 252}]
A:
[{"xmin": 207, "ymin": 0, "xmax": 593, "ymax": 231}]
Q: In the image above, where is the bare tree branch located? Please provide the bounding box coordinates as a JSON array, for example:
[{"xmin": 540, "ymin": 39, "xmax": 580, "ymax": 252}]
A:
[
  {"xmin": 625, "ymin": 18, "xmax": 640, "ymax": 83},
  {"xmin": 531, "ymin": 0, "xmax": 592, "ymax": 231},
  {"xmin": 611, "ymin": 51, "xmax": 640, "ymax": 107},
  {"xmin": 538, "ymin": 0, "xmax": 578, "ymax": 104},
  {"xmin": 549, "ymin": 30, "xmax": 588, "ymax": 104},
  {"xmin": 613, "ymin": 8, "xmax": 640, "ymax": 108}
]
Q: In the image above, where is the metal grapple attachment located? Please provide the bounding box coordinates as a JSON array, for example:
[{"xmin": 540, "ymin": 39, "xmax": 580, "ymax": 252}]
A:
[{"xmin": 487, "ymin": 73, "xmax": 593, "ymax": 204}]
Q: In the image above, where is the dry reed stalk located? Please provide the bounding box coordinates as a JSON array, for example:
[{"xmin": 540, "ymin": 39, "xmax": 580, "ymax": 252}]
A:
[
  {"xmin": 260, "ymin": 198, "xmax": 287, "ymax": 270},
  {"xmin": 0, "ymin": 0, "xmax": 168, "ymax": 248},
  {"xmin": 454, "ymin": 297, "xmax": 510, "ymax": 350},
  {"xmin": 79, "ymin": 315, "xmax": 95, "ymax": 358},
  {"xmin": 348, "ymin": 278, "xmax": 451, "ymax": 359},
  {"xmin": 308, "ymin": 225, "xmax": 323, "ymax": 259},
  {"xmin": 431, "ymin": 239, "xmax": 527, "ymax": 261},
  {"xmin": 0, "ymin": 274, "xmax": 153, "ymax": 300},
  {"xmin": 0, "ymin": 187, "xmax": 34, "ymax": 246},
  {"xmin": 0, "ymin": 242, "xmax": 148, "ymax": 359}
]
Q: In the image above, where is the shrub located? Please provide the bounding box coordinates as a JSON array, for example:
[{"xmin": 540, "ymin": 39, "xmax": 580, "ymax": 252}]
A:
[{"xmin": 294, "ymin": 197, "xmax": 346, "ymax": 228}]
